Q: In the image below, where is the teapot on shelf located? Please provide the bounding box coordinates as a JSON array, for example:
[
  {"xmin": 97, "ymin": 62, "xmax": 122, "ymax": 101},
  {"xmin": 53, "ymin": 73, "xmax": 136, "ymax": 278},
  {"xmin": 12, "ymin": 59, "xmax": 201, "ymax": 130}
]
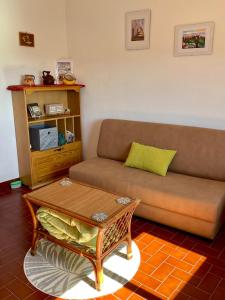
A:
[{"xmin": 42, "ymin": 71, "xmax": 55, "ymax": 85}]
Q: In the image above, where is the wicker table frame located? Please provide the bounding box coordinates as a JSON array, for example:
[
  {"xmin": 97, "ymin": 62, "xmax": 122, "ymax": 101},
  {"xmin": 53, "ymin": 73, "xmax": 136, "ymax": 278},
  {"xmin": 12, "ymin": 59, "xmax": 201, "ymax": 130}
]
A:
[{"xmin": 24, "ymin": 184, "xmax": 139, "ymax": 291}]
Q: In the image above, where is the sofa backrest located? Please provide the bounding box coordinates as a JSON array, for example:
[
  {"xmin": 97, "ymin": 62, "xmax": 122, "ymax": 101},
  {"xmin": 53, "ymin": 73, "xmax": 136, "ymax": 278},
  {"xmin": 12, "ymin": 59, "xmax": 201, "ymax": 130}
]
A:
[{"xmin": 97, "ymin": 119, "xmax": 225, "ymax": 181}]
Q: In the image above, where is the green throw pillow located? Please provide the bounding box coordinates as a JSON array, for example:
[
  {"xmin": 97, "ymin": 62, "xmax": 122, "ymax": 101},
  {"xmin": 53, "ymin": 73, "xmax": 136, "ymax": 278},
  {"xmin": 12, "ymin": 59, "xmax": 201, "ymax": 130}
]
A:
[{"xmin": 124, "ymin": 142, "xmax": 176, "ymax": 176}]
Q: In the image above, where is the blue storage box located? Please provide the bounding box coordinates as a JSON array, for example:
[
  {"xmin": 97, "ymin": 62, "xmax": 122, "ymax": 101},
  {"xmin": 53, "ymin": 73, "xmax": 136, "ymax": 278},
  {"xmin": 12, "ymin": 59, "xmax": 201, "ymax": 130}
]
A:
[{"xmin": 29, "ymin": 124, "xmax": 58, "ymax": 151}]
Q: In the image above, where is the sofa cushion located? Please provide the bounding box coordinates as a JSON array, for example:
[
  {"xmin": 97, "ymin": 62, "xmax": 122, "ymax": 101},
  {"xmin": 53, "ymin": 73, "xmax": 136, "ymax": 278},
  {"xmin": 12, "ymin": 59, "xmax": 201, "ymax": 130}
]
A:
[
  {"xmin": 69, "ymin": 157, "xmax": 225, "ymax": 224},
  {"xmin": 124, "ymin": 142, "xmax": 176, "ymax": 176},
  {"xmin": 97, "ymin": 119, "xmax": 225, "ymax": 181}
]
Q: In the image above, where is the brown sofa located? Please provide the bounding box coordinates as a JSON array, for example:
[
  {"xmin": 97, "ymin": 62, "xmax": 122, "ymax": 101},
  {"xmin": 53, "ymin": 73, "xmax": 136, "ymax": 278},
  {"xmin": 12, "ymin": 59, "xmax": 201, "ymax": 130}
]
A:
[{"xmin": 69, "ymin": 119, "xmax": 225, "ymax": 239}]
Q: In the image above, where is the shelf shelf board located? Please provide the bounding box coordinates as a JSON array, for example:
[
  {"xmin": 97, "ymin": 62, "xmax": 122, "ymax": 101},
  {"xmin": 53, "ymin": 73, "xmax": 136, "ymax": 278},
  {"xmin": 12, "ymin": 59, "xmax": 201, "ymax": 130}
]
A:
[
  {"xmin": 28, "ymin": 114, "xmax": 80, "ymax": 124},
  {"xmin": 7, "ymin": 83, "xmax": 85, "ymax": 94},
  {"xmin": 30, "ymin": 140, "xmax": 81, "ymax": 153}
]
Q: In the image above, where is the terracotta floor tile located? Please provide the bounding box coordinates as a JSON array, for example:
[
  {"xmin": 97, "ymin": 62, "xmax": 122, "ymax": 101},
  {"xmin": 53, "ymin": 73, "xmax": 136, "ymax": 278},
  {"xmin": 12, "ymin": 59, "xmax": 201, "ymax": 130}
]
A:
[
  {"xmin": 179, "ymin": 282, "xmax": 210, "ymax": 300},
  {"xmin": 143, "ymin": 275, "xmax": 161, "ymax": 290},
  {"xmin": 156, "ymin": 275, "xmax": 181, "ymax": 297},
  {"xmin": 4, "ymin": 294, "xmax": 20, "ymax": 300},
  {"xmin": 136, "ymin": 240, "xmax": 148, "ymax": 251},
  {"xmin": 143, "ymin": 240, "xmax": 164, "ymax": 255},
  {"xmin": 179, "ymin": 238, "xmax": 197, "ymax": 250},
  {"xmin": 166, "ymin": 256, "xmax": 192, "ymax": 272},
  {"xmin": 171, "ymin": 249, "xmax": 187, "ymax": 260},
  {"xmin": 171, "ymin": 232, "xmax": 187, "ymax": 244},
  {"xmin": 190, "ymin": 260, "xmax": 212, "ymax": 276},
  {"xmin": 140, "ymin": 252, "xmax": 151, "ymax": 262},
  {"xmin": 139, "ymin": 223, "xmax": 156, "ymax": 233},
  {"xmin": 139, "ymin": 233, "xmax": 155, "ymax": 244},
  {"xmin": 193, "ymin": 243, "xmax": 220, "ymax": 258},
  {"xmin": 24, "ymin": 290, "xmax": 48, "ymax": 300},
  {"xmin": 183, "ymin": 251, "xmax": 202, "ymax": 265},
  {"xmin": 210, "ymin": 287, "xmax": 225, "ymax": 300},
  {"xmin": 218, "ymin": 278, "xmax": 225, "ymax": 289},
  {"xmin": 152, "ymin": 227, "xmax": 175, "ymax": 240},
  {"xmin": 171, "ymin": 268, "xmax": 201, "ymax": 286},
  {"xmin": 133, "ymin": 271, "xmax": 149, "ymax": 284},
  {"xmin": 132, "ymin": 231, "xmax": 146, "ymax": 241},
  {"xmin": 1, "ymin": 184, "xmax": 225, "ymax": 300},
  {"xmin": 209, "ymin": 237, "xmax": 225, "ymax": 251},
  {"xmin": 0, "ymin": 287, "xmax": 13, "ymax": 300},
  {"xmin": 198, "ymin": 272, "xmax": 222, "ymax": 293},
  {"xmin": 171, "ymin": 290, "xmax": 190, "ymax": 300},
  {"xmin": 218, "ymin": 247, "xmax": 225, "ymax": 260},
  {"xmin": 139, "ymin": 262, "xmax": 155, "ymax": 274},
  {"xmin": 161, "ymin": 244, "xmax": 174, "ymax": 255},
  {"xmin": 164, "ymin": 241, "xmax": 177, "ymax": 249},
  {"xmin": 154, "ymin": 236, "xmax": 170, "ymax": 246},
  {"xmin": 147, "ymin": 251, "xmax": 168, "ymax": 267},
  {"xmin": 5, "ymin": 278, "xmax": 34, "ymax": 299},
  {"xmin": 128, "ymin": 293, "xmax": 145, "ymax": 300},
  {"xmin": 114, "ymin": 280, "xmax": 139, "ymax": 299},
  {"xmin": 210, "ymin": 265, "xmax": 225, "ymax": 278},
  {"xmin": 0, "ymin": 271, "xmax": 16, "ymax": 288},
  {"xmin": 135, "ymin": 284, "xmax": 166, "ymax": 300},
  {"xmin": 207, "ymin": 256, "xmax": 225, "ymax": 269},
  {"xmin": 151, "ymin": 262, "xmax": 174, "ymax": 281}
]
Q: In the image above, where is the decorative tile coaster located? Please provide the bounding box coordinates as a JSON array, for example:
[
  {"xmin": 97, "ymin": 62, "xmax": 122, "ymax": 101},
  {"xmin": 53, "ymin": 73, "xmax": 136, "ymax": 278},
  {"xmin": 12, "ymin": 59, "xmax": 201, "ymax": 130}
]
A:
[
  {"xmin": 91, "ymin": 212, "xmax": 108, "ymax": 222},
  {"xmin": 116, "ymin": 197, "xmax": 131, "ymax": 205},
  {"xmin": 59, "ymin": 177, "xmax": 73, "ymax": 186}
]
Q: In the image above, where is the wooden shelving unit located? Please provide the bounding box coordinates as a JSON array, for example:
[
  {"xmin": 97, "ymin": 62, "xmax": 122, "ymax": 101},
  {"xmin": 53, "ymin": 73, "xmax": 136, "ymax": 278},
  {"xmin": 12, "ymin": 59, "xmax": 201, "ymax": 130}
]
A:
[{"xmin": 8, "ymin": 84, "xmax": 85, "ymax": 189}]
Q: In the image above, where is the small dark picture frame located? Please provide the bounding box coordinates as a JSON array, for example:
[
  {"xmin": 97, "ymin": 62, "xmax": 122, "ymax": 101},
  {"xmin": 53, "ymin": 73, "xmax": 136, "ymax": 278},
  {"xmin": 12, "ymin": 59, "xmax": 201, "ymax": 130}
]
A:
[
  {"xmin": 27, "ymin": 103, "xmax": 42, "ymax": 118},
  {"xmin": 19, "ymin": 32, "xmax": 35, "ymax": 47}
]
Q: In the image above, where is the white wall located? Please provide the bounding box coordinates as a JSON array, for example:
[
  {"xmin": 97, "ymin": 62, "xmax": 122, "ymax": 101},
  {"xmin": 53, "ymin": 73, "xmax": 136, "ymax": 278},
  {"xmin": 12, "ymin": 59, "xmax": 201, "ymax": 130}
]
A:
[
  {"xmin": 66, "ymin": 0, "xmax": 225, "ymax": 159},
  {"xmin": 2, "ymin": 0, "xmax": 225, "ymax": 182},
  {"xmin": 0, "ymin": 0, "xmax": 68, "ymax": 182}
]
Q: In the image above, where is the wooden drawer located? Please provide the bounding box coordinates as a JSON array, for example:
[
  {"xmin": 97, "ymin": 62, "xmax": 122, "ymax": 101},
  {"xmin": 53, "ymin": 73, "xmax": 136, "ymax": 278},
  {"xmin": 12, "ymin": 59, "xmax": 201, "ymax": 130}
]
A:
[{"xmin": 31, "ymin": 141, "xmax": 82, "ymax": 186}]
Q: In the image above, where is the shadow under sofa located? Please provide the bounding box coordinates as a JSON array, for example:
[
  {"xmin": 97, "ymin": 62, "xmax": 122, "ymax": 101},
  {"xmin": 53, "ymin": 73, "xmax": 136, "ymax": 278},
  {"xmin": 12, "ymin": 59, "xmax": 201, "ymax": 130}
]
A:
[{"xmin": 69, "ymin": 119, "xmax": 225, "ymax": 239}]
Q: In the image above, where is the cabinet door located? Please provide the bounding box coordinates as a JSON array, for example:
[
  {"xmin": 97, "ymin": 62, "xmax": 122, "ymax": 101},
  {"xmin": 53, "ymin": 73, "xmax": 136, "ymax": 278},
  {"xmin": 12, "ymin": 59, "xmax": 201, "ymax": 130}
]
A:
[{"xmin": 31, "ymin": 142, "xmax": 82, "ymax": 186}]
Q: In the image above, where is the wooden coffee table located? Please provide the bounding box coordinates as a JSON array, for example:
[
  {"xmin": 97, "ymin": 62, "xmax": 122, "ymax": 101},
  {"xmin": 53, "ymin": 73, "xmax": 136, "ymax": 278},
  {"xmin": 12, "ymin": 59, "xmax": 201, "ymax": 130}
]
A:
[{"xmin": 23, "ymin": 180, "xmax": 140, "ymax": 290}]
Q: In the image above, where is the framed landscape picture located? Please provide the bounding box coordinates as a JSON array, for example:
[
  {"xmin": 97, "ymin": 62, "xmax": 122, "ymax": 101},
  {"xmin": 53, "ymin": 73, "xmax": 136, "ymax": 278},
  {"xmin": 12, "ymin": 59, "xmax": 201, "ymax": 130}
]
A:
[
  {"xmin": 125, "ymin": 9, "xmax": 151, "ymax": 50},
  {"xmin": 174, "ymin": 22, "xmax": 215, "ymax": 56}
]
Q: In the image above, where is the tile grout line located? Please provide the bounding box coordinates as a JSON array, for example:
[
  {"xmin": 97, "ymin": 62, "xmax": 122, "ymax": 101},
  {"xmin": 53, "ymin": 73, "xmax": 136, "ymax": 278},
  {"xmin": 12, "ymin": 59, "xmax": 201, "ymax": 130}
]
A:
[
  {"xmin": 141, "ymin": 239, "xmax": 166, "ymax": 254},
  {"xmin": 208, "ymin": 277, "xmax": 224, "ymax": 300},
  {"xmin": 4, "ymin": 287, "xmax": 20, "ymax": 300},
  {"xmin": 216, "ymin": 246, "xmax": 225, "ymax": 259},
  {"xmin": 168, "ymin": 277, "xmax": 190, "ymax": 300},
  {"xmin": 154, "ymin": 264, "xmax": 177, "ymax": 295},
  {"xmin": 137, "ymin": 284, "xmax": 169, "ymax": 300},
  {"xmin": 195, "ymin": 261, "xmax": 213, "ymax": 288},
  {"xmin": 144, "ymin": 248, "xmax": 170, "ymax": 266}
]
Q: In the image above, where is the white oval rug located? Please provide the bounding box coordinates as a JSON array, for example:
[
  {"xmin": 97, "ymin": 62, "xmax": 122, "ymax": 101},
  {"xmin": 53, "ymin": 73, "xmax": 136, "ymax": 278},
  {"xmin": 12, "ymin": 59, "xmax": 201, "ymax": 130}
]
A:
[{"xmin": 24, "ymin": 239, "xmax": 140, "ymax": 300}]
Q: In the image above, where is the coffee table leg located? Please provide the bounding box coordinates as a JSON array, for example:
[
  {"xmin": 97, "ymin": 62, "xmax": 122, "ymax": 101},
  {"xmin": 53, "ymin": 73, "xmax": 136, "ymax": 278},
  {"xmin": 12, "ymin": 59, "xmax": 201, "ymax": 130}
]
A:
[
  {"xmin": 95, "ymin": 259, "xmax": 104, "ymax": 291},
  {"xmin": 95, "ymin": 228, "xmax": 104, "ymax": 291},
  {"xmin": 25, "ymin": 199, "xmax": 39, "ymax": 256},
  {"xmin": 127, "ymin": 234, "xmax": 133, "ymax": 260},
  {"xmin": 31, "ymin": 231, "xmax": 39, "ymax": 256}
]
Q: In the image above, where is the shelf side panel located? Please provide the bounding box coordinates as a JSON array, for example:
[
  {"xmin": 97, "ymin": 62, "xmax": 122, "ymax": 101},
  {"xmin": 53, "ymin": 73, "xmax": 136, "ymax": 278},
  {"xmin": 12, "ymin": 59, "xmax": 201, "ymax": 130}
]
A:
[
  {"xmin": 11, "ymin": 91, "xmax": 31, "ymax": 184},
  {"xmin": 67, "ymin": 90, "xmax": 80, "ymax": 115}
]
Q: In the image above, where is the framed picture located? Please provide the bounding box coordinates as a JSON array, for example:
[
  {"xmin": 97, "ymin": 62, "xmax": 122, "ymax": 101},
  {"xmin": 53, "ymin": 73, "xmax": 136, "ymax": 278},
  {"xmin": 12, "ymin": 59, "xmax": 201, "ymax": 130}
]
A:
[
  {"xmin": 19, "ymin": 32, "xmax": 35, "ymax": 47},
  {"xmin": 27, "ymin": 103, "xmax": 42, "ymax": 118},
  {"xmin": 125, "ymin": 9, "xmax": 151, "ymax": 50},
  {"xmin": 174, "ymin": 22, "xmax": 215, "ymax": 56},
  {"xmin": 56, "ymin": 59, "xmax": 73, "ymax": 83}
]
